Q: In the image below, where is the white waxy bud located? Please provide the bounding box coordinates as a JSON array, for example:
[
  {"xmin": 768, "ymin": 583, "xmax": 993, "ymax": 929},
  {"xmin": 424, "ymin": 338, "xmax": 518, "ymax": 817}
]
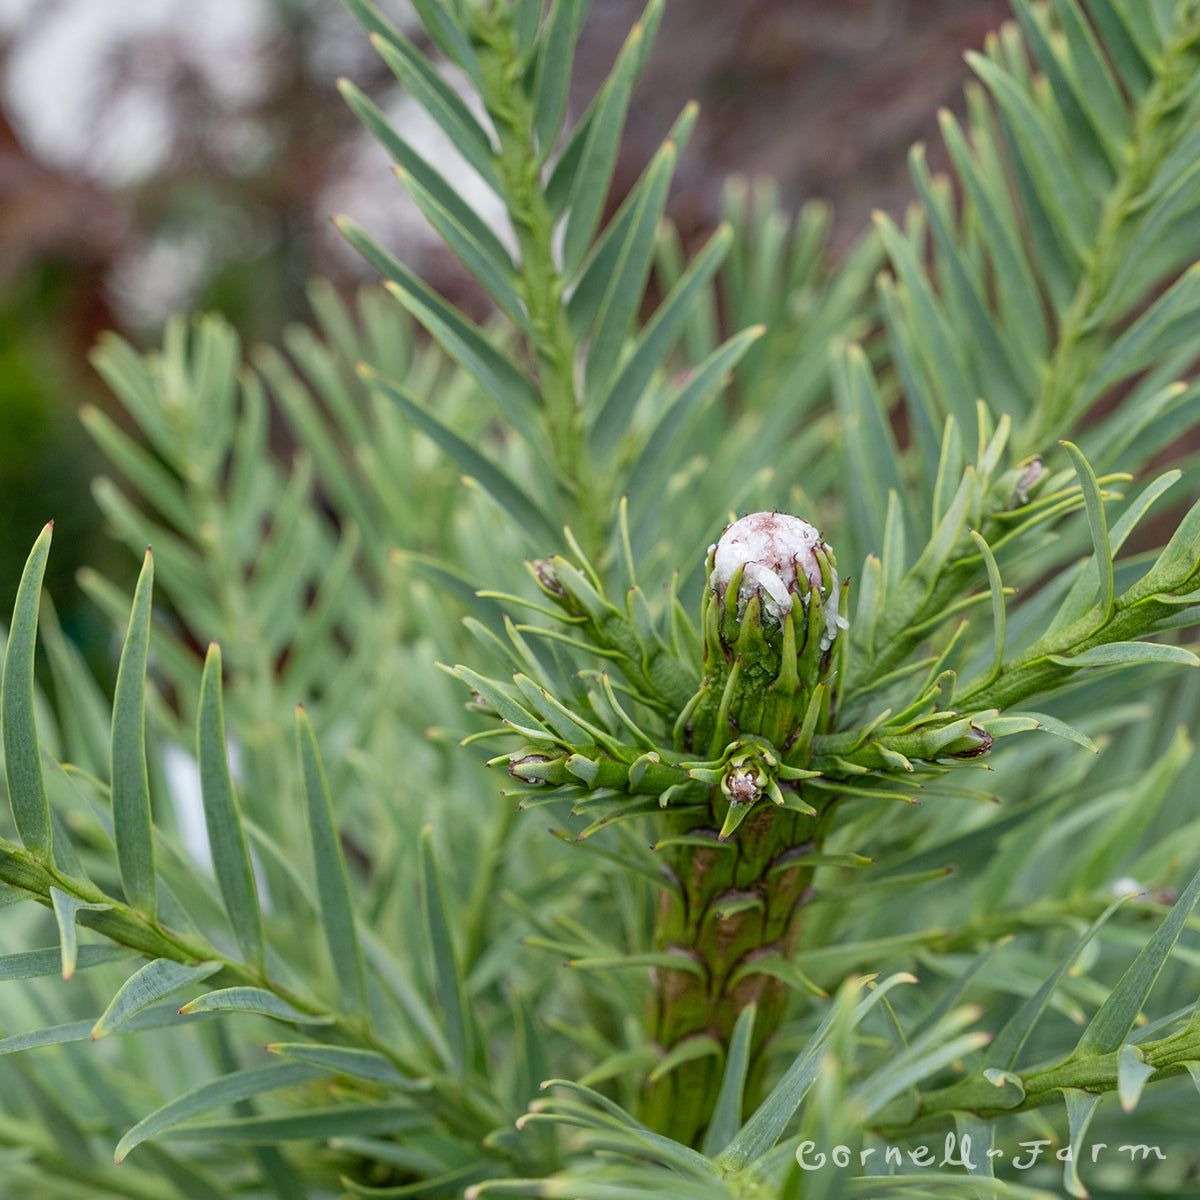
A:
[
  {"xmin": 724, "ymin": 769, "xmax": 760, "ymax": 804},
  {"xmin": 709, "ymin": 512, "xmax": 846, "ymax": 650}
]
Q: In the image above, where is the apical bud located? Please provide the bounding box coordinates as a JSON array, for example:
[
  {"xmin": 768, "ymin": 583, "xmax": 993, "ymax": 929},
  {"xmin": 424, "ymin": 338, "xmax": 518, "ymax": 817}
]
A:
[
  {"xmin": 709, "ymin": 512, "xmax": 845, "ymax": 651},
  {"xmin": 682, "ymin": 512, "xmax": 846, "ymax": 759}
]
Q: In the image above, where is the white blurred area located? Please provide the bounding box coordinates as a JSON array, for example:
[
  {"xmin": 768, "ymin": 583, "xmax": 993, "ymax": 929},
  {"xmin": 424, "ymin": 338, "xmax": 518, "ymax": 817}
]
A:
[
  {"xmin": 0, "ymin": 0, "xmax": 277, "ymax": 184},
  {"xmin": 162, "ymin": 739, "xmax": 272, "ymax": 911},
  {"xmin": 0, "ymin": 0, "xmax": 510, "ymax": 326},
  {"xmin": 160, "ymin": 741, "xmax": 215, "ymax": 876}
]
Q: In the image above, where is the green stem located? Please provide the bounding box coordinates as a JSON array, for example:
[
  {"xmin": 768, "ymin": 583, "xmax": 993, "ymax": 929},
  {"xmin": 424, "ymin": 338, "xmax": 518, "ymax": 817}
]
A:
[
  {"xmin": 1018, "ymin": 12, "xmax": 1200, "ymax": 456},
  {"xmin": 475, "ymin": 11, "xmax": 609, "ymax": 566},
  {"xmin": 875, "ymin": 1022, "xmax": 1200, "ymax": 1139},
  {"xmin": 0, "ymin": 838, "xmax": 506, "ymax": 1145},
  {"xmin": 955, "ymin": 593, "xmax": 1185, "ymax": 713}
]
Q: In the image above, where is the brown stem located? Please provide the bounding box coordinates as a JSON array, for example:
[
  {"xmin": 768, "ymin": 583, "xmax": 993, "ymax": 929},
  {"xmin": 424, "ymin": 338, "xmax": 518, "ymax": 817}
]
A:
[{"xmin": 639, "ymin": 798, "xmax": 822, "ymax": 1144}]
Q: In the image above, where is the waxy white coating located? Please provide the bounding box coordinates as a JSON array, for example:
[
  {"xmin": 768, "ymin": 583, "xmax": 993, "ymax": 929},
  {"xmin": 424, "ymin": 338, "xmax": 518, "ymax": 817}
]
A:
[{"xmin": 709, "ymin": 512, "xmax": 845, "ymax": 649}]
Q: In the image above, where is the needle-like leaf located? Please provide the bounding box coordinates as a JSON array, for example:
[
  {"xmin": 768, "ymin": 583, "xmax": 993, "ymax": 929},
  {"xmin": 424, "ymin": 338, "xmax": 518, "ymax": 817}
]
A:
[
  {"xmin": 111, "ymin": 549, "xmax": 157, "ymax": 917},
  {"xmin": 197, "ymin": 644, "xmax": 264, "ymax": 971},
  {"xmin": 296, "ymin": 707, "xmax": 367, "ymax": 1020},
  {"xmin": 2, "ymin": 523, "xmax": 54, "ymax": 857}
]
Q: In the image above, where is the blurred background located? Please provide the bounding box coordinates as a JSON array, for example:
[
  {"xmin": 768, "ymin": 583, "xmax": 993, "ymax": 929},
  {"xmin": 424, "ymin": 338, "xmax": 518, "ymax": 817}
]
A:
[{"xmin": 0, "ymin": 0, "xmax": 1009, "ymax": 642}]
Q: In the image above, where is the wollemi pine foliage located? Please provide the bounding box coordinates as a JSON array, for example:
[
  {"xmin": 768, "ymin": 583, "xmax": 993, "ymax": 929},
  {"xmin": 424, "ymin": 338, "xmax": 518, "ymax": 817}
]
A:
[{"xmin": 2, "ymin": 2, "xmax": 1200, "ymax": 1198}]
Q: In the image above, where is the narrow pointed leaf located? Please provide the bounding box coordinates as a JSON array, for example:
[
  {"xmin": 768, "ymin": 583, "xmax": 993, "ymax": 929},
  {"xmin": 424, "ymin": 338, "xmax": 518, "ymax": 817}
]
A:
[
  {"xmin": 1076, "ymin": 863, "xmax": 1200, "ymax": 1055},
  {"xmin": 969, "ymin": 531, "xmax": 1005, "ymax": 685},
  {"xmin": 931, "ymin": 415, "xmax": 964, "ymax": 531},
  {"xmin": 1050, "ymin": 0, "xmax": 1129, "ymax": 140},
  {"xmin": 360, "ymin": 366, "xmax": 557, "ymax": 545},
  {"xmin": 344, "ymin": 0, "xmax": 481, "ymax": 90},
  {"xmin": 858, "ymin": 1031, "xmax": 991, "ymax": 1120},
  {"xmin": 90, "ymin": 336, "xmax": 178, "ymax": 469},
  {"xmin": 0, "ymin": 944, "xmax": 131, "ymax": 981},
  {"xmin": 3, "ymin": 522, "xmax": 53, "ymax": 856},
  {"xmin": 718, "ymin": 801, "xmax": 761, "ymax": 841},
  {"xmin": 1061, "ymin": 1088, "xmax": 1101, "ymax": 1199},
  {"xmin": 544, "ymin": 0, "xmax": 660, "ymax": 215},
  {"xmin": 532, "ymin": 0, "xmax": 588, "ymax": 157},
  {"xmin": 560, "ymin": 16, "xmax": 648, "ymax": 277},
  {"xmin": 833, "ymin": 341, "xmax": 908, "ymax": 556},
  {"xmin": 1117, "ymin": 1042, "xmax": 1155, "ymax": 1112},
  {"xmin": 1048, "ymin": 642, "xmax": 1199, "ymax": 668},
  {"xmin": 514, "ymin": 676, "xmax": 594, "ymax": 745},
  {"xmin": 396, "ymin": 166, "xmax": 526, "ymax": 327},
  {"xmin": 702, "ymin": 1004, "xmax": 756, "ymax": 1157},
  {"xmin": 1010, "ymin": 0, "xmax": 1118, "ymax": 174},
  {"xmin": 1061, "ymin": 442, "xmax": 1113, "ymax": 618},
  {"xmin": 512, "ymin": 0, "xmax": 542, "ymax": 50},
  {"xmin": 197, "ymin": 644, "xmax": 265, "ymax": 970},
  {"xmin": 967, "ymin": 52, "xmax": 1092, "ymax": 256},
  {"xmin": 873, "ymin": 211, "xmax": 977, "ymax": 428},
  {"xmin": 450, "ymin": 665, "xmax": 546, "ymax": 734},
  {"xmin": 732, "ymin": 952, "xmax": 826, "ymax": 999},
  {"xmin": 909, "ymin": 145, "xmax": 1031, "ymax": 407},
  {"xmin": 954, "ymin": 1113, "xmax": 996, "ymax": 1178},
  {"xmin": 566, "ymin": 951, "xmax": 706, "ymax": 976},
  {"xmin": 718, "ymin": 977, "xmax": 865, "ymax": 1169},
  {"xmin": 733, "ymin": 976, "xmax": 920, "ymax": 1169},
  {"xmin": 366, "ymin": 32, "xmax": 500, "ymax": 194},
  {"xmin": 114, "ymin": 1062, "xmax": 331, "ymax": 1163},
  {"xmin": 0, "ymin": 1019, "xmax": 97, "ymax": 1054},
  {"xmin": 407, "ymin": 0, "xmax": 483, "ymax": 87},
  {"xmin": 534, "ymin": 1080, "xmax": 713, "ymax": 1171},
  {"xmin": 80, "ymin": 406, "xmax": 197, "ymax": 537},
  {"xmin": 335, "ymin": 218, "xmax": 540, "ymax": 438},
  {"xmin": 1050, "ymin": 469, "xmax": 1181, "ymax": 633},
  {"xmin": 296, "ymin": 707, "xmax": 367, "ymax": 1018},
  {"xmin": 337, "ymin": 80, "xmax": 513, "ymax": 285},
  {"xmin": 166, "ymin": 1103, "xmax": 427, "ymax": 1143},
  {"xmin": 627, "ymin": 325, "xmax": 765, "ymax": 510},
  {"xmin": 420, "ymin": 826, "xmax": 470, "ymax": 1074},
  {"xmin": 647, "ymin": 1035, "xmax": 722, "ymax": 1084},
  {"xmin": 111, "ymin": 549, "xmax": 157, "ymax": 917},
  {"xmin": 578, "ymin": 138, "xmax": 678, "ymax": 395},
  {"xmin": 1003, "ymin": 712, "xmax": 1097, "ymax": 753},
  {"xmin": 589, "ymin": 224, "xmax": 733, "ymax": 458},
  {"xmin": 92, "ymin": 959, "xmax": 222, "ymax": 1040},
  {"xmin": 50, "ymin": 887, "xmax": 111, "ymax": 981},
  {"xmin": 268, "ymin": 1044, "xmax": 423, "ymax": 1089},
  {"xmin": 1112, "ymin": 0, "xmax": 1161, "ymax": 60},
  {"xmin": 938, "ymin": 109, "xmax": 1047, "ymax": 362},
  {"xmin": 1078, "ymin": 265, "xmax": 1200, "ymax": 411},
  {"xmin": 178, "ymin": 987, "xmax": 334, "ymax": 1025},
  {"xmin": 1096, "ymin": 162, "xmax": 1200, "ymax": 322}
]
